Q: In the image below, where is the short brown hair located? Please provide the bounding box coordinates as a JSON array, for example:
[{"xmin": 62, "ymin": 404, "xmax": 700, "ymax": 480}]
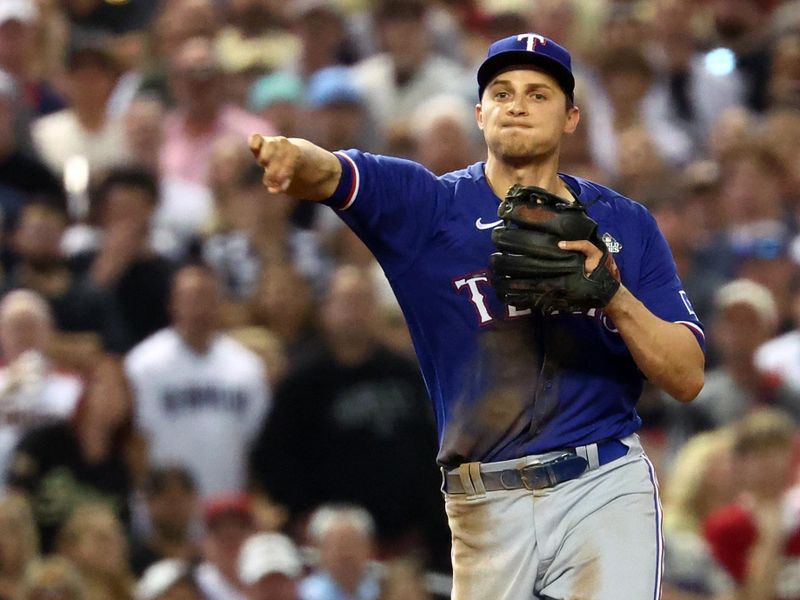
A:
[{"xmin": 733, "ymin": 408, "xmax": 796, "ymax": 456}]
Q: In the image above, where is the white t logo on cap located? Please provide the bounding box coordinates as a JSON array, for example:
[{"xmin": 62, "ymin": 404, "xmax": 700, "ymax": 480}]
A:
[{"xmin": 517, "ymin": 33, "xmax": 546, "ymax": 51}]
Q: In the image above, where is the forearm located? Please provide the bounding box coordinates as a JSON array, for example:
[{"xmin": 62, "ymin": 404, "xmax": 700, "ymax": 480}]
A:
[
  {"xmin": 738, "ymin": 532, "xmax": 783, "ymax": 600},
  {"xmin": 604, "ymin": 285, "xmax": 704, "ymax": 402}
]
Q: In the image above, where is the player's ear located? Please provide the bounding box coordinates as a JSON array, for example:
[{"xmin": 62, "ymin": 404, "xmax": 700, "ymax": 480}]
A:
[
  {"xmin": 476, "ymin": 103, "xmax": 484, "ymax": 131},
  {"xmin": 564, "ymin": 105, "xmax": 580, "ymax": 134}
]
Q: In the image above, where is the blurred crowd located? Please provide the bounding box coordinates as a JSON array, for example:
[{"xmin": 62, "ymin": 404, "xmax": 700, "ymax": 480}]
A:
[{"xmin": 0, "ymin": 0, "xmax": 799, "ymax": 598}]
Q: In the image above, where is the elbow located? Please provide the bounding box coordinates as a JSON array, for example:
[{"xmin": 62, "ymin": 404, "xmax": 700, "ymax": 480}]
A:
[{"xmin": 671, "ymin": 369, "xmax": 705, "ymax": 403}]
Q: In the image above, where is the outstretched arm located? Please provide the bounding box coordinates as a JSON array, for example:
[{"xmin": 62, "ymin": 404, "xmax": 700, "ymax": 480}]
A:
[
  {"xmin": 248, "ymin": 135, "xmax": 342, "ymax": 200},
  {"xmin": 560, "ymin": 239, "xmax": 705, "ymax": 403}
]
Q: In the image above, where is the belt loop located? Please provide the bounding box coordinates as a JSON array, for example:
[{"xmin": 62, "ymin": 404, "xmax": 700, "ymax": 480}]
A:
[
  {"xmin": 457, "ymin": 462, "xmax": 486, "ymax": 498},
  {"xmin": 575, "ymin": 444, "xmax": 600, "ymax": 470}
]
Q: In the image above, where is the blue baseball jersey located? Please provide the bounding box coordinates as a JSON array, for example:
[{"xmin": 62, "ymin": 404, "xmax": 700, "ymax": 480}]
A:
[{"xmin": 324, "ymin": 150, "xmax": 705, "ymax": 468}]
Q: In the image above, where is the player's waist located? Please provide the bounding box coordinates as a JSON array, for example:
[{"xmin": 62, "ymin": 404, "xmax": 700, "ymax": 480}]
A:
[{"xmin": 442, "ymin": 436, "xmax": 632, "ymax": 495}]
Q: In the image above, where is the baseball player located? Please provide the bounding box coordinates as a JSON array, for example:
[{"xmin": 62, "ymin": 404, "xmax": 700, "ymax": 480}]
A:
[{"xmin": 250, "ymin": 33, "xmax": 705, "ymax": 600}]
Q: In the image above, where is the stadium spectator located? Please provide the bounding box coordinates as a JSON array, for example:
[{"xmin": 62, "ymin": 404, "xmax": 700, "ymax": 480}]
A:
[
  {"xmin": 290, "ymin": 2, "xmax": 352, "ymax": 80},
  {"xmin": 0, "ymin": 69, "xmax": 63, "ymax": 219},
  {"xmin": 56, "ymin": 502, "xmax": 135, "ymax": 600},
  {"xmin": 196, "ymin": 493, "xmax": 255, "ymax": 600},
  {"xmin": 203, "ymin": 163, "xmax": 293, "ymax": 301},
  {"xmin": 160, "ymin": 37, "xmax": 273, "ymax": 186},
  {"xmin": 0, "ymin": 492, "xmax": 39, "ymax": 600},
  {"xmin": 247, "ymin": 72, "xmax": 304, "ymax": 138},
  {"xmin": 248, "ymin": 264, "xmax": 320, "ymax": 370},
  {"xmin": 125, "ymin": 264, "xmax": 269, "ymax": 497},
  {"xmin": 661, "ymin": 430, "xmax": 736, "ymax": 598},
  {"xmin": 250, "ymin": 266, "xmax": 447, "ymax": 563},
  {"xmin": 756, "ymin": 284, "xmax": 800, "ymax": 397},
  {"xmin": 704, "ymin": 409, "xmax": 800, "ymax": 599},
  {"xmin": 238, "ymin": 532, "xmax": 302, "ymax": 600},
  {"xmin": 129, "ymin": 467, "xmax": 200, "ymax": 576},
  {"xmin": 351, "ymin": 0, "xmax": 470, "ymax": 137},
  {"xmin": 666, "ymin": 280, "xmax": 800, "ymax": 446},
  {"xmin": 31, "ymin": 34, "xmax": 128, "ymax": 179},
  {"xmin": 7, "ymin": 358, "xmax": 135, "ymax": 551},
  {"xmin": 123, "ymin": 93, "xmax": 213, "ymax": 260},
  {"xmin": 304, "ymin": 67, "xmax": 375, "ymax": 153},
  {"xmin": 73, "ymin": 167, "xmax": 175, "ymax": 347},
  {"xmin": 5, "ymin": 195, "xmax": 131, "ymax": 367},
  {"xmin": 300, "ymin": 504, "xmax": 381, "ymax": 600},
  {"xmin": 0, "ymin": 289, "xmax": 83, "ymax": 480},
  {"xmin": 0, "ymin": 0, "xmax": 65, "ymax": 120},
  {"xmin": 705, "ymin": 0, "xmax": 778, "ymax": 113}
]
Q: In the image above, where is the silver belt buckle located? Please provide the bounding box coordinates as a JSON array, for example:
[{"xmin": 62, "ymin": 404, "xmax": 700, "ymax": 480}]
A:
[{"xmin": 517, "ymin": 452, "xmax": 572, "ymax": 490}]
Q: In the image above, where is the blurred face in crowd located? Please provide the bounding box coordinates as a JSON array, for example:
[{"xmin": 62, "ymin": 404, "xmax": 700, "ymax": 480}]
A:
[
  {"xmin": 378, "ymin": 14, "xmax": 429, "ymax": 74},
  {"xmin": 146, "ymin": 477, "xmax": 197, "ymax": 543},
  {"xmin": 67, "ymin": 53, "xmax": 119, "ymax": 116},
  {"xmin": 169, "ymin": 37, "xmax": 223, "ymax": 120},
  {"xmin": 125, "ymin": 96, "xmax": 166, "ymax": 169},
  {"xmin": 319, "ymin": 524, "xmax": 374, "ymax": 594},
  {"xmin": 0, "ymin": 18, "xmax": 35, "ymax": 76},
  {"xmin": 737, "ymin": 443, "xmax": 795, "ymax": 500},
  {"xmin": 62, "ymin": 509, "xmax": 129, "ymax": 578},
  {"xmin": 415, "ymin": 116, "xmax": 477, "ymax": 176},
  {"xmin": 616, "ymin": 127, "xmax": 663, "ymax": 179},
  {"xmin": 83, "ymin": 359, "xmax": 131, "ymax": 440},
  {"xmin": 246, "ymin": 573, "xmax": 298, "ymax": 600},
  {"xmin": 0, "ymin": 292, "xmax": 52, "ymax": 360},
  {"xmin": 203, "ymin": 513, "xmax": 253, "ymax": 577},
  {"xmin": 154, "ymin": 0, "xmax": 216, "ymax": 59},
  {"xmin": 712, "ymin": 302, "xmax": 776, "ymax": 364},
  {"xmin": 312, "ymin": 102, "xmax": 365, "ymax": 152},
  {"xmin": 101, "ymin": 182, "xmax": 156, "ymax": 241},
  {"xmin": 170, "ymin": 267, "xmax": 222, "ymax": 345},
  {"xmin": 13, "ymin": 204, "xmax": 66, "ymax": 265},
  {"xmin": 295, "ymin": 8, "xmax": 345, "ymax": 74},
  {"xmin": 321, "ymin": 267, "xmax": 378, "ymax": 346},
  {"xmin": 252, "ymin": 265, "xmax": 314, "ymax": 339},
  {"xmin": 709, "ymin": 0, "xmax": 763, "ymax": 41},
  {"xmin": 768, "ymin": 34, "xmax": 800, "ymax": 109},
  {"xmin": 477, "ymin": 68, "xmax": 579, "ymax": 166},
  {"xmin": 720, "ymin": 154, "xmax": 784, "ymax": 225}
]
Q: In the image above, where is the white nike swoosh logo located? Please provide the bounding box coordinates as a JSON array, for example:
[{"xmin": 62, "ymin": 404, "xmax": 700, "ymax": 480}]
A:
[{"xmin": 475, "ymin": 218, "xmax": 503, "ymax": 230}]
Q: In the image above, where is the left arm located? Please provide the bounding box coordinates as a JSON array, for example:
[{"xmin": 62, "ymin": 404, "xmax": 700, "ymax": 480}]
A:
[{"xmin": 560, "ymin": 240, "xmax": 704, "ymax": 402}]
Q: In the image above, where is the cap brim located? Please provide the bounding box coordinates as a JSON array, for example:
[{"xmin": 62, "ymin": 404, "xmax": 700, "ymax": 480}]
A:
[{"xmin": 478, "ymin": 51, "xmax": 575, "ymax": 100}]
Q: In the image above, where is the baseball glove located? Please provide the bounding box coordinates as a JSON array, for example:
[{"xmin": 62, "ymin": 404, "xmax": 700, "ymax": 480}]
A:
[{"xmin": 490, "ymin": 184, "xmax": 620, "ymax": 312}]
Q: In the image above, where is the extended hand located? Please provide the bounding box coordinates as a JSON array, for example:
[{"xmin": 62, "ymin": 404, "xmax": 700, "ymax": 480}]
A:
[{"xmin": 249, "ymin": 135, "xmax": 301, "ymax": 194}]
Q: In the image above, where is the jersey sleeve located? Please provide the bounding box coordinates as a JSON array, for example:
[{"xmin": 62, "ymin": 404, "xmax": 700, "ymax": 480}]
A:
[
  {"xmin": 634, "ymin": 208, "xmax": 705, "ymax": 352},
  {"xmin": 322, "ymin": 150, "xmax": 445, "ymax": 279}
]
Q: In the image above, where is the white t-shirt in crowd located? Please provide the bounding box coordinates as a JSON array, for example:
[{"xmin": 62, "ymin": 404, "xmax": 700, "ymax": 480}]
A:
[
  {"xmin": 125, "ymin": 329, "xmax": 270, "ymax": 497},
  {"xmin": 755, "ymin": 331, "xmax": 800, "ymax": 394},
  {"xmin": 0, "ymin": 354, "xmax": 83, "ymax": 483}
]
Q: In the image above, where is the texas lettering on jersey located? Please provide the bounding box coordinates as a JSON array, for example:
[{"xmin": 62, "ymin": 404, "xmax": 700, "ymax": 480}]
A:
[{"xmin": 324, "ymin": 150, "xmax": 705, "ymax": 466}]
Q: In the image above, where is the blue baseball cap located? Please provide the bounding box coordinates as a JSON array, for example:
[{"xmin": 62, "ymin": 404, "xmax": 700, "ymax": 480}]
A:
[
  {"xmin": 305, "ymin": 66, "xmax": 364, "ymax": 109},
  {"xmin": 478, "ymin": 33, "xmax": 575, "ymax": 101}
]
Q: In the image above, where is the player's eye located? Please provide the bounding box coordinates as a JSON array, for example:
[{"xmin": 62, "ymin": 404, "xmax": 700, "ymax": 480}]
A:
[
  {"xmin": 495, "ymin": 91, "xmax": 510, "ymax": 100},
  {"xmin": 530, "ymin": 92, "xmax": 547, "ymax": 101}
]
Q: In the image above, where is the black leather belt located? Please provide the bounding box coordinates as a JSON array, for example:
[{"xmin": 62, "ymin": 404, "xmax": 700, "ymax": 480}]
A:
[{"xmin": 443, "ymin": 439, "xmax": 629, "ymax": 494}]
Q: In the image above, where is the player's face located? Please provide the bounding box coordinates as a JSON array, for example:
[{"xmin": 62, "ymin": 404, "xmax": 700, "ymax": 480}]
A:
[{"xmin": 476, "ymin": 68, "xmax": 579, "ymax": 163}]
